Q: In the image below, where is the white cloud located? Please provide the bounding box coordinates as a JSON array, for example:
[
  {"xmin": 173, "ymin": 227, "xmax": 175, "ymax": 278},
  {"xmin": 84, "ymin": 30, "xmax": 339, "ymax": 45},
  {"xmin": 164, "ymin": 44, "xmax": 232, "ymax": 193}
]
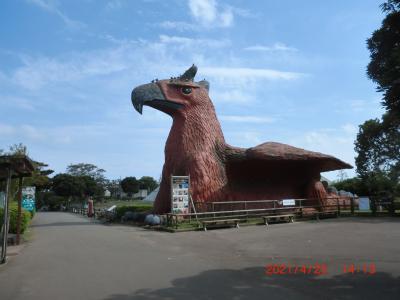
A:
[
  {"xmin": 159, "ymin": 21, "xmax": 198, "ymax": 31},
  {"xmin": 341, "ymin": 123, "xmax": 358, "ymax": 135},
  {"xmin": 189, "ymin": 0, "xmax": 217, "ymax": 23},
  {"xmin": 220, "ymin": 115, "xmax": 275, "ymax": 123},
  {"xmin": 105, "ymin": 0, "xmax": 122, "ymax": 10},
  {"xmin": 0, "ymin": 123, "xmax": 110, "ymax": 145},
  {"xmin": 0, "ymin": 124, "xmax": 15, "ymax": 135},
  {"xmin": 159, "ymin": 34, "xmax": 230, "ymax": 48},
  {"xmin": 219, "ymin": 7, "xmax": 234, "ymax": 27},
  {"xmin": 0, "ymin": 95, "xmax": 36, "ymax": 111},
  {"xmin": 288, "ymin": 125, "xmax": 358, "ymax": 179},
  {"xmin": 12, "ymin": 47, "xmax": 128, "ymax": 90},
  {"xmin": 201, "ymin": 67, "xmax": 305, "ymax": 81},
  {"xmin": 225, "ymin": 130, "xmax": 263, "ymax": 147},
  {"xmin": 20, "ymin": 124, "xmax": 46, "ymax": 140},
  {"xmin": 188, "ymin": 0, "xmax": 234, "ymax": 28},
  {"xmin": 211, "ymin": 89, "xmax": 255, "ymax": 104},
  {"xmin": 244, "ymin": 43, "xmax": 298, "ymax": 52},
  {"xmin": 27, "ymin": 0, "xmax": 86, "ymax": 29},
  {"xmin": 349, "ymin": 99, "xmax": 381, "ymax": 112}
]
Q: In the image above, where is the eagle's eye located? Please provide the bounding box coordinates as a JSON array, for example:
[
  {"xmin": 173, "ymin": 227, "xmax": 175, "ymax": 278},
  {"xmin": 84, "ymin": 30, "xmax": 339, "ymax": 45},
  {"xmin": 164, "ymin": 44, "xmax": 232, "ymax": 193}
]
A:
[{"xmin": 181, "ymin": 87, "xmax": 192, "ymax": 95}]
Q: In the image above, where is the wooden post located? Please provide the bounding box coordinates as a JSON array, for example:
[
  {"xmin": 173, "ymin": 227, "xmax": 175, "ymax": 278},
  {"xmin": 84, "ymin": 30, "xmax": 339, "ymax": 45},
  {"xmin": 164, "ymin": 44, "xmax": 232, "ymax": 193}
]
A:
[
  {"xmin": 1, "ymin": 168, "xmax": 11, "ymax": 264},
  {"xmin": 273, "ymin": 200, "xmax": 276, "ymax": 215},
  {"xmin": 189, "ymin": 194, "xmax": 198, "ymax": 223},
  {"xmin": 299, "ymin": 199, "xmax": 303, "ymax": 218},
  {"xmin": 16, "ymin": 177, "xmax": 23, "ymax": 245},
  {"xmin": 244, "ymin": 202, "xmax": 248, "ymax": 222},
  {"xmin": 350, "ymin": 197, "xmax": 355, "ymax": 215},
  {"xmin": 212, "ymin": 202, "xmax": 215, "ymax": 219}
]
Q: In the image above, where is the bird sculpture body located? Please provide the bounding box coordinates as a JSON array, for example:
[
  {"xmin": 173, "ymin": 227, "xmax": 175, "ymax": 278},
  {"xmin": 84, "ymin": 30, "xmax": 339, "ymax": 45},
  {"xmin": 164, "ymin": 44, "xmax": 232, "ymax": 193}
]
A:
[{"xmin": 132, "ymin": 65, "xmax": 352, "ymax": 214}]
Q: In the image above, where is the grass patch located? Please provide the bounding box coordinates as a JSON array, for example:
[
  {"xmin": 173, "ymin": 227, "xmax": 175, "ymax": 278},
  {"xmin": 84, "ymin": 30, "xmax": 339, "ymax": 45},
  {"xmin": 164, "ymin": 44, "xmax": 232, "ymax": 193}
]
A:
[{"xmin": 95, "ymin": 199, "xmax": 153, "ymax": 209}]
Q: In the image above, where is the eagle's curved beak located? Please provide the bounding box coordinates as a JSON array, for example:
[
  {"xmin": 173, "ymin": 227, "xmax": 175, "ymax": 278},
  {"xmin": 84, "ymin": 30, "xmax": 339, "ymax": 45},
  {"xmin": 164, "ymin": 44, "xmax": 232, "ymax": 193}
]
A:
[
  {"xmin": 131, "ymin": 82, "xmax": 165, "ymax": 114},
  {"xmin": 131, "ymin": 82, "xmax": 184, "ymax": 115}
]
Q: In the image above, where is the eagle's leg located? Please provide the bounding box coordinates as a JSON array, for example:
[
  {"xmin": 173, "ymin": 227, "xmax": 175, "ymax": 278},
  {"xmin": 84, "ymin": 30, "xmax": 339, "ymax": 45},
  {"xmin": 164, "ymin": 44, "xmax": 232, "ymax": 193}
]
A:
[{"xmin": 306, "ymin": 179, "xmax": 328, "ymax": 212}]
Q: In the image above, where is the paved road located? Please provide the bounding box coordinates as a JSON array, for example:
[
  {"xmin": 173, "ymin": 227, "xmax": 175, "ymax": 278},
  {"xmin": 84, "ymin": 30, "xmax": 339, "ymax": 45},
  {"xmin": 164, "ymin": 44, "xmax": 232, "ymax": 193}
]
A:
[{"xmin": 0, "ymin": 212, "xmax": 399, "ymax": 300}]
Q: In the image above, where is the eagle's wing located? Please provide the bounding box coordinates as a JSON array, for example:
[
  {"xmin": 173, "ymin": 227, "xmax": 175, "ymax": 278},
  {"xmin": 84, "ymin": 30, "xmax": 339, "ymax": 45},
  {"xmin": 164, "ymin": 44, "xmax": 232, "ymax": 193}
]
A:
[{"xmin": 225, "ymin": 142, "xmax": 352, "ymax": 172}]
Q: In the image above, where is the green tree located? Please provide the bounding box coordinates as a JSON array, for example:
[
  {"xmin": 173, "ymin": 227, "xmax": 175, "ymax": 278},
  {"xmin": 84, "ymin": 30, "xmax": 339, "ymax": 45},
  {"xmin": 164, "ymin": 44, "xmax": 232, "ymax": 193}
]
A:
[
  {"xmin": 52, "ymin": 174, "xmax": 85, "ymax": 199},
  {"xmin": 80, "ymin": 175, "xmax": 104, "ymax": 197},
  {"xmin": 138, "ymin": 176, "xmax": 158, "ymax": 192},
  {"xmin": 121, "ymin": 177, "xmax": 139, "ymax": 196},
  {"xmin": 367, "ymin": 0, "xmax": 400, "ymax": 113},
  {"xmin": 52, "ymin": 173, "xmax": 104, "ymax": 199},
  {"xmin": 355, "ymin": 114, "xmax": 399, "ymax": 179},
  {"xmin": 8, "ymin": 143, "xmax": 28, "ymax": 155},
  {"xmin": 354, "ymin": 0, "xmax": 400, "ymax": 197},
  {"xmin": 104, "ymin": 179, "xmax": 121, "ymax": 198},
  {"xmin": 24, "ymin": 162, "xmax": 54, "ymax": 192},
  {"xmin": 0, "ymin": 143, "xmax": 53, "ymax": 201},
  {"xmin": 66, "ymin": 163, "xmax": 106, "ymax": 185},
  {"xmin": 333, "ymin": 177, "xmax": 368, "ymax": 196}
]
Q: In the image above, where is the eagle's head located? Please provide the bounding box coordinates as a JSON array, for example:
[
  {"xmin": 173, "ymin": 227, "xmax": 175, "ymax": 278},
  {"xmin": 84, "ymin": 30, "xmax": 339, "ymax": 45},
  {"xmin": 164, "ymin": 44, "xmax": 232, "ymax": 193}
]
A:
[{"xmin": 131, "ymin": 64, "xmax": 210, "ymax": 117}]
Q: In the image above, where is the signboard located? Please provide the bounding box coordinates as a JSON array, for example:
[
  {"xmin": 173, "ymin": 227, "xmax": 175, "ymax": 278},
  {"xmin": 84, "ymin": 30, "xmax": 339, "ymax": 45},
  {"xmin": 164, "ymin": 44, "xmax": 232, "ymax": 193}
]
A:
[
  {"xmin": 358, "ymin": 197, "xmax": 370, "ymax": 211},
  {"xmin": 0, "ymin": 192, "xmax": 4, "ymax": 209},
  {"xmin": 171, "ymin": 176, "xmax": 190, "ymax": 214},
  {"xmin": 22, "ymin": 187, "xmax": 36, "ymax": 212},
  {"xmin": 282, "ymin": 199, "xmax": 296, "ymax": 206}
]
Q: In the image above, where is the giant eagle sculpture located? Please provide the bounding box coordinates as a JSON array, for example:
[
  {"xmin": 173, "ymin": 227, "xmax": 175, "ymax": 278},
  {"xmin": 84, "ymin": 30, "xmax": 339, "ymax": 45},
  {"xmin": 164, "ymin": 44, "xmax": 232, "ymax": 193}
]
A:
[{"xmin": 132, "ymin": 65, "xmax": 352, "ymax": 214}]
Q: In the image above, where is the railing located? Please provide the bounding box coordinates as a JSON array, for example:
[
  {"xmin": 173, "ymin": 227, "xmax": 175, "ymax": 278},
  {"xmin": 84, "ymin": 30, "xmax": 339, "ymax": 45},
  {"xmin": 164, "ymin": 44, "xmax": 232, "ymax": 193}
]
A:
[
  {"xmin": 167, "ymin": 196, "xmax": 355, "ymax": 228},
  {"xmin": 69, "ymin": 207, "xmax": 113, "ymax": 221},
  {"xmin": 67, "ymin": 196, "xmax": 357, "ymax": 228}
]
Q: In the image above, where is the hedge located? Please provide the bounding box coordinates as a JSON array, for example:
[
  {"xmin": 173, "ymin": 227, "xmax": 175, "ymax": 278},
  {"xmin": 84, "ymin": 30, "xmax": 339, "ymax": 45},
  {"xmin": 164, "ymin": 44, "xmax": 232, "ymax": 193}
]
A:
[
  {"xmin": 115, "ymin": 205, "xmax": 152, "ymax": 218},
  {"xmin": 0, "ymin": 203, "xmax": 32, "ymax": 234}
]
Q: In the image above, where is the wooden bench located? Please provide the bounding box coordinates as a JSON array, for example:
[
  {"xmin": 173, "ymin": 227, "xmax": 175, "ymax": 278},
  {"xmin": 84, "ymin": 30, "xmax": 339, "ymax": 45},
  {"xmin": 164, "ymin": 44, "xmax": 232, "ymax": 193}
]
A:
[
  {"xmin": 263, "ymin": 214, "xmax": 294, "ymax": 228},
  {"xmin": 314, "ymin": 211, "xmax": 338, "ymax": 221},
  {"xmin": 201, "ymin": 219, "xmax": 240, "ymax": 231}
]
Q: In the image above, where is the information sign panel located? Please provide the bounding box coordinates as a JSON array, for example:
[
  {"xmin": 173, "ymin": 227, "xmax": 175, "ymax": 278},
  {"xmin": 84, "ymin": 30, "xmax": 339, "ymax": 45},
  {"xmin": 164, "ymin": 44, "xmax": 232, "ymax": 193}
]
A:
[
  {"xmin": 22, "ymin": 187, "xmax": 36, "ymax": 211},
  {"xmin": 171, "ymin": 176, "xmax": 190, "ymax": 214}
]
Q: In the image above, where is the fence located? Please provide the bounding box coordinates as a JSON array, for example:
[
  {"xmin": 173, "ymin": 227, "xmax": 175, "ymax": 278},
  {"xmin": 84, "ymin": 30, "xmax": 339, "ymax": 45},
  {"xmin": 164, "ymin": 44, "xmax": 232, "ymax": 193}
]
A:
[
  {"xmin": 167, "ymin": 196, "xmax": 355, "ymax": 228},
  {"xmin": 69, "ymin": 196, "xmax": 399, "ymax": 230}
]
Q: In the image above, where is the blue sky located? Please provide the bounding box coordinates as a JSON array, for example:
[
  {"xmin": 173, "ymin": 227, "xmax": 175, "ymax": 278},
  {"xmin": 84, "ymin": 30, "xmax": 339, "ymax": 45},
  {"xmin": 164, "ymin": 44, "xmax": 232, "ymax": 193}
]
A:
[{"xmin": 0, "ymin": 0, "xmax": 385, "ymax": 181}]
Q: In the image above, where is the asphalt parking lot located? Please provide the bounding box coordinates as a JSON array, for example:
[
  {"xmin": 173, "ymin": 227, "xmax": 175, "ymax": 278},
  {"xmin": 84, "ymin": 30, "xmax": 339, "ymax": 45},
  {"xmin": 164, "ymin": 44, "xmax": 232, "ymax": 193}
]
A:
[{"xmin": 0, "ymin": 212, "xmax": 399, "ymax": 300}]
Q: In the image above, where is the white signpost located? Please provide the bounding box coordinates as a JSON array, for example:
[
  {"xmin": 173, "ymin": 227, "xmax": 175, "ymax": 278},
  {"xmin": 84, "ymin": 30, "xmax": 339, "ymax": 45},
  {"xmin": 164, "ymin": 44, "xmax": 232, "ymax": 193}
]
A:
[
  {"xmin": 282, "ymin": 199, "xmax": 296, "ymax": 206},
  {"xmin": 358, "ymin": 197, "xmax": 370, "ymax": 211}
]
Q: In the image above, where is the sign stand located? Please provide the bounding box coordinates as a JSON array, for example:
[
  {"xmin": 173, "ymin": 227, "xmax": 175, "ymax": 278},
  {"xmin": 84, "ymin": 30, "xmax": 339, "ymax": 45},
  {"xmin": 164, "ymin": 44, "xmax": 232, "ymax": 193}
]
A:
[
  {"xmin": 189, "ymin": 194, "xmax": 198, "ymax": 222},
  {"xmin": 16, "ymin": 177, "xmax": 23, "ymax": 245}
]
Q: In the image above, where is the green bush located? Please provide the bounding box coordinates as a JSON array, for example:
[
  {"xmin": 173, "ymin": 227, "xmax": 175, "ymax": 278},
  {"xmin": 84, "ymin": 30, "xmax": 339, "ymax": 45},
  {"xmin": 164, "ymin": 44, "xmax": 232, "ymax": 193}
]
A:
[
  {"xmin": 0, "ymin": 203, "xmax": 32, "ymax": 234},
  {"xmin": 115, "ymin": 205, "xmax": 152, "ymax": 218},
  {"xmin": 40, "ymin": 192, "xmax": 66, "ymax": 210}
]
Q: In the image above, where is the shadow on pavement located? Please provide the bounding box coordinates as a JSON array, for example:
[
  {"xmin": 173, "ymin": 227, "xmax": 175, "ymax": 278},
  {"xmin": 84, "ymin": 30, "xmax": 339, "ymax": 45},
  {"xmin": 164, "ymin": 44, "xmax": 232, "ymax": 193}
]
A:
[
  {"xmin": 328, "ymin": 216, "xmax": 400, "ymax": 224},
  {"xmin": 31, "ymin": 221, "xmax": 99, "ymax": 227},
  {"xmin": 103, "ymin": 267, "xmax": 400, "ymax": 300}
]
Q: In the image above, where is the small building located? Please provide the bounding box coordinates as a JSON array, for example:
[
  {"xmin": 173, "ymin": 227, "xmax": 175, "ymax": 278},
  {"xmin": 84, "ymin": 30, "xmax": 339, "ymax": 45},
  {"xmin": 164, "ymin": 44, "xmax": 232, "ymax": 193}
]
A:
[
  {"xmin": 133, "ymin": 189, "xmax": 148, "ymax": 199},
  {"xmin": 143, "ymin": 187, "xmax": 159, "ymax": 202},
  {"xmin": 104, "ymin": 189, "xmax": 111, "ymax": 198}
]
